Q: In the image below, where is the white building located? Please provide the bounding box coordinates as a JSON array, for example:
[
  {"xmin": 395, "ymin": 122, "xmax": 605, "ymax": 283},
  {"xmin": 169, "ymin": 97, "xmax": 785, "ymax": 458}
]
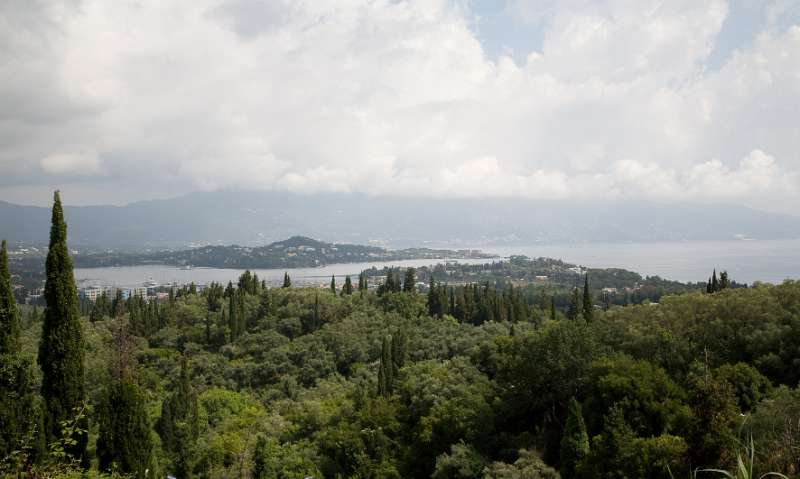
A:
[
  {"xmin": 81, "ymin": 286, "xmax": 107, "ymax": 302},
  {"xmin": 131, "ymin": 287, "xmax": 148, "ymax": 298}
]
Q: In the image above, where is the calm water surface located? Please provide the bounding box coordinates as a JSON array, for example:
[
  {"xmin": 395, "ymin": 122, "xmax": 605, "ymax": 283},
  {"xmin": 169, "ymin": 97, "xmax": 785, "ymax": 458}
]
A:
[
  {"xmin": 74, "ymin": 240, "xmax": 800, "ymax": 288},
  {"xmin": 484, "ymin": 239, "xmax": 800, "ymax": 284},
  {"xmin": 74, "ymin": 258, "xmax": 495, "ymax": 288}
]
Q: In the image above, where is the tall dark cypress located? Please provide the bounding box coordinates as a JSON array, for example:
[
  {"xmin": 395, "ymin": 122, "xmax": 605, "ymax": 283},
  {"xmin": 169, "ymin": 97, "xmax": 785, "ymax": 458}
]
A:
[
  {"xmin": 341, "ymin": 276, "xmax": 353, "ymax": 296},
  {"xmin": 567, "ymin": 287, "xmax": 580, "ymax": 321},
  {"xmin": 282, "ymin": 272, "xmax": 291, "ymax": 288},
  {"xmin": 377, "ymin": 336, "xmax": 394, "ymax": 397},
  {"xmin": 719, "ymin": 270, "xmax": 730, "ymax": 290},
  {"xmin": 427, "ymin": 277, "xmax": 438, "ymax": 317},
  {"xmin": 97, "ymin": 380, "xmax": 152, "ymax": 477},
  {"xmin": 403, "ymin": 267, "xmax": 416, "ymax": 292},
  {"xmin": 384, "ymin": 268, "xmax": 395, "ymax": 293},
  {"xmin": 392, "ymin": 269, "xmax": 402, "ymax": 293},
  {"xmin": 228, "ymin": 292, "xmax": 238, "ymax": 340},
  {"xmin": 237, "ymin": 291, "xmax": 246, "ymax": 335},
  {"xmin": 312, "ymin": 293, "xmax": 320, "ymax": 331},
  {"xmin": 38, "ymin": 192, "xmax": 87, "ymax": 462},
  {"xmin": 1, "ymin": 239, "xmax": 45, "ymax": 465},
  {"xmin": 582, "ymin": 274, "xmax": 593, "ymax": 322},
  {"xmin": 330, "ymin": 275, "xmax": 336, "ymax": 294},
  {"xmin": 0, "ymin": 240, "xmax": 20, "ymax": 354},
  {"xmin": 711, "ymin": 269, "xmax": 719, "ymax": 293},
  {"xmin": 560, "ymin": 397, "xmax": 589, "ymax": 479},
  {"xmin": 157, "ymin": 357, "xmax": 199, "ymax": 478},
  {"xmin": 390, "ymin": 330, "xmax": 407, "ymax": 375}
]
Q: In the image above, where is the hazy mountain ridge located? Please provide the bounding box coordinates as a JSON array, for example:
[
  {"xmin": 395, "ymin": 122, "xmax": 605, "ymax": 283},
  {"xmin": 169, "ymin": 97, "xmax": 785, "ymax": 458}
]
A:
[{"xmin": 2, "ymin": 191, "xmax": 800, "ymax": 249}]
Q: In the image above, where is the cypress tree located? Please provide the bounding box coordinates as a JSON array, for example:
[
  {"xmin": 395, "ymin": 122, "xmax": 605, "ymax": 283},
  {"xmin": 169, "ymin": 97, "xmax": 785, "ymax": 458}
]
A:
[
  {"xmin": 0, "ymin": 240, "xmax": 20, "ymax": 354},
  {"xmin": 711, "ymin": 269, "xmax": 719, "ymax": 293},
  {"xmin": 341, "ymin": 276, "xmax": 353, "ymax": 296},
  {"xmin": 313, "ymin": 293, "xmax": 320, "ymax": 330},
  {"xmin": 440, "ymin": 284, "xmax": 450, "ymax": 316},
  {"xmin": 302, "ymin": 293, "xmax": 321, "ymax": 334},
  {"xmin": 204, "ymin": 313, "xmax": 212, "ymax": 344},
  {"xmin": 719, "ymin": 270, "xmax": 730, "ymax": 290},
  {"xmin": 550, "ymin": 296, "xmax": 556, "ymax": 321},
  {"xmin": 97, "ymin": 380, "xmax": 152, "ymax": 477},
  {"xmin": 382, "ymin": 268, "xmax": 395, "ymax": 294},
  {"xmin": 282, "ymin": 272, "xmax": 291, "ymax": 288},
  {"xmin": 237, "ymin": 291, "xmax": 246, "ymax": 336},
  {"xmin": 560, "ymin": 397, "xmax": 590, "ymax": 479},
  {"xmin": 427, "ymin": 277, "xmax": 438, "ymax": 317},
  {"xmin": 567, "ymin": 287, "xmax": 580, "ymax": 321},
  {"xmin": 157, "ymin": 357, "xmax": 199, "ymax": 478},
  {"xmin": 536, "ymin": 288, "xmax": 548, "ymax": 312},
  {"xmin": 454, "ymin": 289, "xmax": 466, "ymax": 321},
  {"xmin": 582, "ymin": 275, "xmax": 593, "ymax": 322},
  {"xmin": 228, "ymin": 292, "xmax": 238, "ymax": 340},
  {"xmin": 392, "ymin": 269, "xmax": 402, "ymax": 293},
  {"xmin": 391, "ymin": 330, "xmax": 407, "ymax": 376},
  {"xmin": 38, "ymin": 192, "xmax": 87, "ymax": 463},
  {"xmin": 403, "ymin": 267, "xmax": 416, "ymax": 292},
  {"xmin": 111, "ymin": 289, "xmax": 126, "ymax": 318},
  {"xmin": 377, "ymin": 336, "xmax": 394, "ymax": 397},
  {"xmin": 330, "ymin": 275, "xmax": 336, "ymax": 294},
  {"xmin": 98, "ymin": 291, "xmax": 110, "ymax": 317},
  {"xmin": 1, "ymin": 239, "xmax": 45, "ymax": 465}
]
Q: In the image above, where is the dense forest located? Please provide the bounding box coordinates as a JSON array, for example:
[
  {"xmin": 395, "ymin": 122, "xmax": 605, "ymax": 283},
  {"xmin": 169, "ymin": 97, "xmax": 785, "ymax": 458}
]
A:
[
  {"xmin": 370, "ymin": 255, "xmax": 723, "ymax": 310},
  {"xmin": 2, "ymin": 195, "xmax": 800, "ymax": 479}
]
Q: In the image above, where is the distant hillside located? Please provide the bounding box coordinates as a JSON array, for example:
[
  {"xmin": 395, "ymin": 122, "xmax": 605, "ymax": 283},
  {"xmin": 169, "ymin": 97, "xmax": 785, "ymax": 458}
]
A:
[
  {"xmin": 2, "ymin": 190, "xmax": 800, "ymax": 249},
  {"xmin": 72, "ymin": 236, "xmax": 494, "ymax": 269}
]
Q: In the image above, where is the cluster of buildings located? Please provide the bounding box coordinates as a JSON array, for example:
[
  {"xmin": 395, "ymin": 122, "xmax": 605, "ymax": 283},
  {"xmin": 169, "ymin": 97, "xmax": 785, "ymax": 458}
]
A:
[
  {"xmin": 80, "ymin": 285, "xmax": 151, "ymax": 301},
  {"xmin": 26, "ymin": 284, "xmax": 171, "ymax": 304},
  {"xmin": 78, "ymin": 279, "xmax": 190, "ymax": 302}
]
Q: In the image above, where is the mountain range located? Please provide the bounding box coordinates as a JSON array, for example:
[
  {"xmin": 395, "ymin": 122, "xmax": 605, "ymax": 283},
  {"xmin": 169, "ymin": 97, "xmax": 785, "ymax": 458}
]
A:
[{"xmin": 1, "ymin": 190, "xmax": 799, "ymax": 250}]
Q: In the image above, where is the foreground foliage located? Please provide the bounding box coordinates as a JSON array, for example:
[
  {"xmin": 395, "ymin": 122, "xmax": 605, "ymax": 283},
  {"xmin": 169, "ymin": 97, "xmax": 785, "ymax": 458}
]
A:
[{"xmin": 3, "ymin": 278, "xmax": 800, "ymax": 477}]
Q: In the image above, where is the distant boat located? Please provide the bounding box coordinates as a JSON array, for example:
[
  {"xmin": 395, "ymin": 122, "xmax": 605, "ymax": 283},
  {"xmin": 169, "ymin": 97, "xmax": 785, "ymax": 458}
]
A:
[
  {"xmin": 144, "ymin": 278, "xmax": 158, "ymax": 287},
  {"xmin": 180, "ymin": 265, "xmax": 193, "ymax": 270}
]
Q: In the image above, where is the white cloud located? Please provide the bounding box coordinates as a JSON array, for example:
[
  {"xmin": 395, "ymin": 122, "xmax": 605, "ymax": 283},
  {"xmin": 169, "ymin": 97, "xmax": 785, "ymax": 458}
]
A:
[
  {"xmin": 603, "ymin": 149, "xmax": 796, "ymax": 200},
  {"xmin": 40, "ymin": 152, "xmax": 102, "ymax": 176},
  {"xmin": 0, "ymin": 0, "xmax": 799, "ymax": 213}
]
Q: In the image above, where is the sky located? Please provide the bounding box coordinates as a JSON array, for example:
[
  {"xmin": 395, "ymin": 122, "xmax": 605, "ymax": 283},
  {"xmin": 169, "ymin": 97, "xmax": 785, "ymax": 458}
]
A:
[{"xmin": 1, "ymin": 0, "xmax": 799, "ymax": 213}]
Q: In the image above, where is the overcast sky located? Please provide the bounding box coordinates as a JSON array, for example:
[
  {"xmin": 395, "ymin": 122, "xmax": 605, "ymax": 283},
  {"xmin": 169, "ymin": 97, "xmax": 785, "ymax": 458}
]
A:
[{"xmin": 1, "ymin": 0, "xmax": 799, "ymax": 213}]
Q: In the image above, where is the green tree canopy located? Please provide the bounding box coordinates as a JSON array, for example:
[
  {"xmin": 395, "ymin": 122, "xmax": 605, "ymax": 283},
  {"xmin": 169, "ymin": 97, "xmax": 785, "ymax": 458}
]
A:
[{"xmin": 38, "ymin": 191, "xmax": 87, "ymax": 463}]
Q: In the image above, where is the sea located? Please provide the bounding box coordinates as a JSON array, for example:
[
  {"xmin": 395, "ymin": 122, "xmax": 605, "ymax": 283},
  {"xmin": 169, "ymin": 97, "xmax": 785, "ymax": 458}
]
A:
[{"xmin": 73, "ymin": 239, "xmax": 800, "ymax": 288}]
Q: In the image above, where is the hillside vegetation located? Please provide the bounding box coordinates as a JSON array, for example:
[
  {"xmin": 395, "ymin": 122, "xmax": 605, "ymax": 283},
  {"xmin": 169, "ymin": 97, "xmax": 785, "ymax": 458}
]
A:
[
  {"xmin": 5, "ymin": 273, "xmax": 800, "ymax": 477},
  {"xmin": 3, "ymin": 196, "xmax": 799, "ymax": 478}
]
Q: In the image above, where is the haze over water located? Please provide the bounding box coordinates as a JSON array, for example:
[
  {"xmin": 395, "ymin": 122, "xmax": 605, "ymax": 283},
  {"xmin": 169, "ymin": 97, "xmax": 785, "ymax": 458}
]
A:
[
  {"xmin": 74, "ymin": 257, "xmax": 494, "ymax": 289},
  {"xmin": 74, "ymin": 239, "xmax": 800, "ymax": 288},
  {"xmin": 484, "ymin": 239, "xmax": 800, "ymax": 284}
]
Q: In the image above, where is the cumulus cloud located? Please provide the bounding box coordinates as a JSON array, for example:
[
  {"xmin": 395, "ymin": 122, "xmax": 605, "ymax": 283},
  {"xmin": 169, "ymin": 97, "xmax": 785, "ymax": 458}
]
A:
[
  {"xmin": 40, "ymin": 151, "xmax": 102, "ymax": 176},
  {"xmin": 603, "ymin": 149, "xmax": 793, "ymax": 200},
  {"xmin": 0, "ymin": 0, "xmax": 798, "ymax": 212}
]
